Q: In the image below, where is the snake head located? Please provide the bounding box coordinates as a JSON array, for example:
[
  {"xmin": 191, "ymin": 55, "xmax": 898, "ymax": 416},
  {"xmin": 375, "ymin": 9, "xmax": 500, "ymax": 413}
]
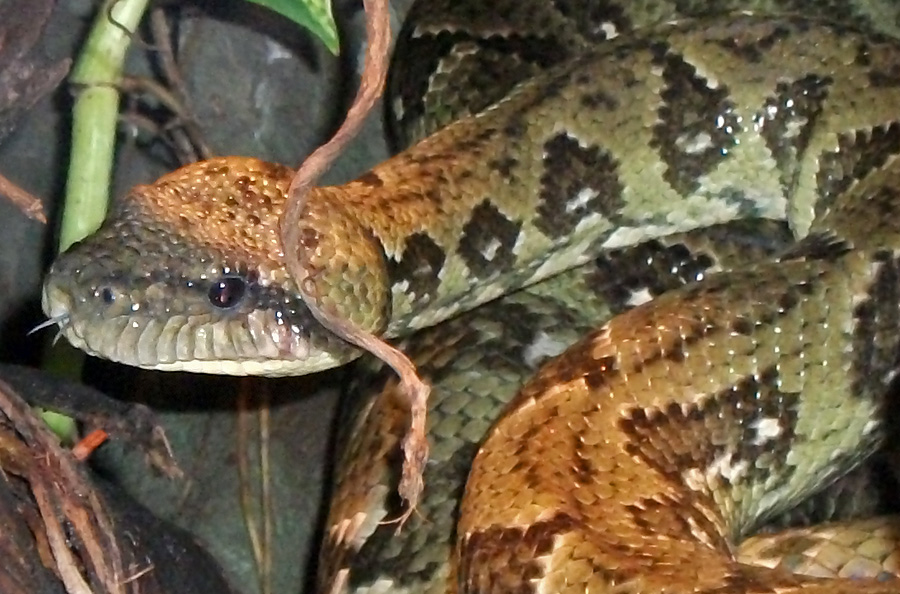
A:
[{"xmin": 40, "ymin": 157, "xmax": 366, "ymax": 376}]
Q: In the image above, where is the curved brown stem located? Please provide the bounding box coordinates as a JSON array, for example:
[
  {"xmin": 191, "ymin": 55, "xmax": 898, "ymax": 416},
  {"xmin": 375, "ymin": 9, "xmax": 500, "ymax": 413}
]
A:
[{"xmin": 279, "ymin": 0, "xmax": 430, "ymax": 514}]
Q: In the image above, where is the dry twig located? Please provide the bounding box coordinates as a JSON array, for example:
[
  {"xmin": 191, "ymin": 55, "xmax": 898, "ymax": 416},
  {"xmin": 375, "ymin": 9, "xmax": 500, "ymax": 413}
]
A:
[
  {"xmin": 279, "ymin": 0, "xmax": 430, "ymax": 517},
  {"xmin": 0, "ymin": 172, "xmax": 45, "ymax": 223}
]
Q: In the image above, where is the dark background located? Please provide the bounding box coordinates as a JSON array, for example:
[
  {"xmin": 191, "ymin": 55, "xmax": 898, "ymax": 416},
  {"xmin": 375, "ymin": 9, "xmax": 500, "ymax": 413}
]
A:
[{"xmin": 0, "ymin": 1, "xmax": 414, "ymax": 592}]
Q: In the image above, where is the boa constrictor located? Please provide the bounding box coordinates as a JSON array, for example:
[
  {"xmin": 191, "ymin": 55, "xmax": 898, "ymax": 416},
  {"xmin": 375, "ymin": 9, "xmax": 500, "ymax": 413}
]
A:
[{"xmin": 40, "ymin": 0, "xmax": 900, "ymax": 592}]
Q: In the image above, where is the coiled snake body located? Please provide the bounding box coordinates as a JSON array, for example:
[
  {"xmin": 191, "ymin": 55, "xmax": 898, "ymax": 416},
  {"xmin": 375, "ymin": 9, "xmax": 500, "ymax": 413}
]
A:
[{"xmin": 41, "ymin": 1, "xmax": 900, "ymax": 592}]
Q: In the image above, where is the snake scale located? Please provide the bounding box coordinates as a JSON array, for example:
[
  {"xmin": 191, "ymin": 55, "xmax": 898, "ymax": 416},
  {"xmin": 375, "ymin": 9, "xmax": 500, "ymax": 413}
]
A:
[{"xmin": 38, "ymin": 0, "xmax": 900, "ymax": 591}]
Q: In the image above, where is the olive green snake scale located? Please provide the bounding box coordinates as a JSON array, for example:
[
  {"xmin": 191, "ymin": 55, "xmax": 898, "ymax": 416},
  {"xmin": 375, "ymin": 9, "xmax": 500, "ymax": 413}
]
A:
[{"xmin": 39, "ymin": 0, "xmax": 900, "ymax": 591}]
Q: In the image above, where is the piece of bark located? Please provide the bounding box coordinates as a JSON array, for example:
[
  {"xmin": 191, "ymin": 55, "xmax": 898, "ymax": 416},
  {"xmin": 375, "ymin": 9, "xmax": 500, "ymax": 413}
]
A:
[{"xmin": 0, "ymin": 366, "xmax": 238, "ymax": 594}]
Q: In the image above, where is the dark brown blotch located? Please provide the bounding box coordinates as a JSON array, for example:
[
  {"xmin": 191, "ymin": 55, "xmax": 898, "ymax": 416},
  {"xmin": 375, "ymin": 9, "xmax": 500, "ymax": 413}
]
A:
[
  {"xmin": 620, "ymin": 366, "xmax": 801, "ymax": 511},
  {"xmin": 459, "ymin": 514, "xmax": 576, "ymax": 594},
  {"xmin": 729, "ymin": 317, "xmax": 754, "ymax": 336},
  {"xmin": 757, "ymin": 75, "xmax": 832, "ymax": 194},
  {"xmin": 651, "ymin": 51, "xmax": 740, "ymax": 196},
  {"xmin": 457, "ymin": 200, "xmax": 522, "ymax": 279},
  {"xmin": 535, "ymin": 132, "xmax": 624, "ymax": 238},
  {"xmin": 203, "ymin": 162, "xmax": 230, "ymax": 176},
  {"xmin": 579, "ymin": 88, "xmax": 619, "ymax": 110},
  {"xmin": 488, "ymin": 156, "xmax": 519, "ymax": 178},
  {"xmin": 356, "ymin": 171, "xmax": 385, "ymax": 188},
  {"xmin": 387, "ymin": 232, "xmax": 446, "ymax": 303},
  {"xmin": 585, "ymin": 239, "xmax": 722, "ymax": 314},
  {"xmin": 503, "ymin": 118, "xmax": 527, "ymax": 140},
  {"xmin": 583, "ymin": 355, "xmax": 618, "ymax": 391}
]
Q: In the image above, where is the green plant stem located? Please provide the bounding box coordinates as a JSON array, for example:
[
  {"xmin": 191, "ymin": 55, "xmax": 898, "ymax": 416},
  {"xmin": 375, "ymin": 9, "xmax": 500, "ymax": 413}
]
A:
[
  {"xmin": 41, "ymin": 0, "xmax": 150, "ymax": 434},
  {"xmin": 60, "ymin": 0, "xmax": 150, "ymax": 251}
]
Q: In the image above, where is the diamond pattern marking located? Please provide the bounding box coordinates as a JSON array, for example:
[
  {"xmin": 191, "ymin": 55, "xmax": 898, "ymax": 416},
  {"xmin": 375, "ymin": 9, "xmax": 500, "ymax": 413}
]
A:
[
  {"xmin": 756, "ymin": 74, "xmax": 833, "ymax": 195},
  {"xmin": 619, "ymin": 366, "xmax": 801, "ymax": 490},
  {"xmin": 535, "ymin": 132, "xmax": 624, "ymax": 239},
  {"xmin": 387, "ymin": 232, "xmax": 446, "ymax": 303},
  {"xmin": 458, "ymin": 200, "xmax": 522, "ymax": 279},
  {"xmin": 651, "ymin": 50, "xmax": 741, "ymax": 196}
]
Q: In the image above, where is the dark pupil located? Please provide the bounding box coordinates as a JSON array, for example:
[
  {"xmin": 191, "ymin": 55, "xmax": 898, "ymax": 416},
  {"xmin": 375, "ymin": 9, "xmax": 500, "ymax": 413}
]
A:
[
  {"xmin": 100, "ymin": 287, "xmax": 115, "ymax": 304},
  {"xmin": 208, "ymin": 277, "xmax": 247, "ymax": 309}
]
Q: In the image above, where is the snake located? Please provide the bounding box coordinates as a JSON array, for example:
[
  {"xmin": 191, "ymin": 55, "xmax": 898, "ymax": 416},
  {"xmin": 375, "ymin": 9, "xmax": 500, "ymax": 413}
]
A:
[{"xmin": 38, "ymin": 0, "xmax": 900, "ymax": 591}]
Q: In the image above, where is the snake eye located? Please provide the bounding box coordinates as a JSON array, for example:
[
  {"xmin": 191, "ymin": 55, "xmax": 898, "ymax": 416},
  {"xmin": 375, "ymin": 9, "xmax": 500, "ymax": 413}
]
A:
[
  {"xmin": 98, "ymin": 287, "xmax": 115, "ymax": 304},
  {"xmin": 208, "ymin": 276, "xmax": 247, "ymax": 309}
]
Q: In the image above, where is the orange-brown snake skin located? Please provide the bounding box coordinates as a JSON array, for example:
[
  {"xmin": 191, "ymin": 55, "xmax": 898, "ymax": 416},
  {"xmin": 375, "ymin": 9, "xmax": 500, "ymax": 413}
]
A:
[{"xmin": 42, "ymin": 1, "xmax": 900, "ymax": 592}]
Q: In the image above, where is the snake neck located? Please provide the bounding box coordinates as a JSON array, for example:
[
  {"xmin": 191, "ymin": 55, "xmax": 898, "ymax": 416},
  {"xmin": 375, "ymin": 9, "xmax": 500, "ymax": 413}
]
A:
[{"xmin": 41, "ymin": 14, "xmax": 900, "ymax": 378}]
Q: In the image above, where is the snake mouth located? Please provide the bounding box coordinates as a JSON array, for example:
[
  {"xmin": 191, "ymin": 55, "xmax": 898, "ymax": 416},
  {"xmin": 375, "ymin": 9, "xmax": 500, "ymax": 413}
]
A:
[{"xmin": 39, "ymin": 278, "xmax": 360, "ymax": 376}]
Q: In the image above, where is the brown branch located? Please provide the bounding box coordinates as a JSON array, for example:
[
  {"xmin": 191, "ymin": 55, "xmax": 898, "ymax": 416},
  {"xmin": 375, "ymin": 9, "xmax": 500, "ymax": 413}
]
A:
[
  {"xmin": 283, "ymin": 0, "xmax": 391, "ymax": 210},
  {"xmin": 119, "ymin": 75, "xmax": 207, "ymax": 164},
  {"xmin": 147, "ymin": 7, "xmax": 212, "ymax": 160},
  {"xmin": 0, "ymin": 170, "xmax": 46, "ymax": 223},
  {"xmin": 0, "ymin": 378, "xmax": 124, "ymax": 593},
  {"xmin": 279, "ymin": 0, "xmax": 431, "ymax": 516}
]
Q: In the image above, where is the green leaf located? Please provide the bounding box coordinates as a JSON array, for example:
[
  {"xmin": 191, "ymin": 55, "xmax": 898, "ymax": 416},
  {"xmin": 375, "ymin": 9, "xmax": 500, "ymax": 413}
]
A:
[
  {"xmin": 40, "ymin": 409, "xmax": 78, "ymax": 445},
  {"xmin": 249, "ymin": 0, "xmax": 339, "ymax": 54}
]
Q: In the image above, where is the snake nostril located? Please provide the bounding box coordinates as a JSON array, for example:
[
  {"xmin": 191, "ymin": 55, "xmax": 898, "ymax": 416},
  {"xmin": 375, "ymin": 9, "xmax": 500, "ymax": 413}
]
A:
[{"xmin": 208, "ymin": 276, "xmax": 247, "ymax": 309}]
